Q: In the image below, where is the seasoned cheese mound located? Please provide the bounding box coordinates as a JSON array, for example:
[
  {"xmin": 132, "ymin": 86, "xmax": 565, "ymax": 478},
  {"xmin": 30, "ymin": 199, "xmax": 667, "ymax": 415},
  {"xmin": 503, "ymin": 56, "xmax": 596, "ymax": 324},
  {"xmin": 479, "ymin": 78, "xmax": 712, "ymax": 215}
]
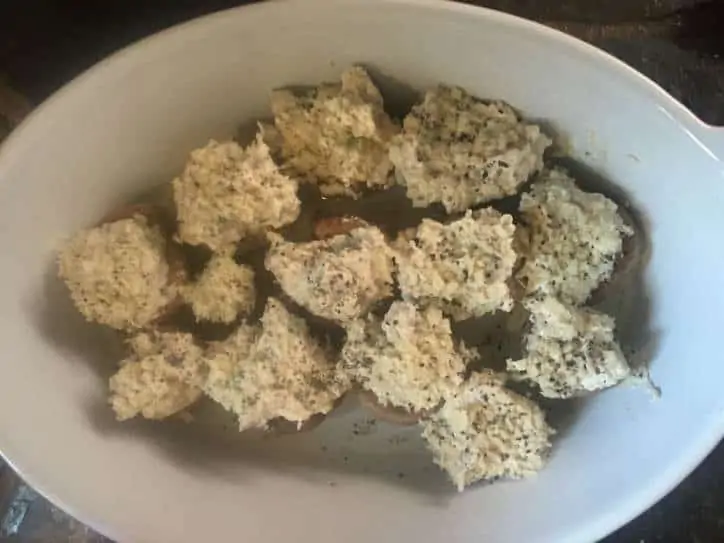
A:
[
  {"xmin": 394, "ymin": 208, "xmax": 517, "ymax": 320},
  {"xmin": 270, "ymin": 66, "xmax": 399, "ymax": 197},
  {"xmin": 517, "ymin": 168, "xmax": 633, "ymax": 305},
  {"xmin": 421, "ymin": 371, "xmax": 553, "ymax": 490},
  {"xmin": 182, "ymin": 254, "xmax": 255, "ymax": 323},
  {"xmin": 507, "ymin": 296, "xmax": 630, "ymax": 398},
  {"xmin": 173, "ymin": 135, "xmax": 300, "ymax": 251},
  {"xmin": 265, "ymin": 227, "xmax": 394, "ymax": 323},
  {"xmin": 204, "ymin": 298, "xmax": 349, "ymax": 430},
  {"xmin": 341, "ymin": 301, "xmax": 470, "ymax": 412},
  {"xmin": 57, "ymin": 215, "xmax": 176, "ymax": 331},
  {"xmin": 389, "ymin": 86, "xmax": 551, "ymax": 213},
  {"xmin": 109, "ymin": 331, "xmax": 205, "ymax": 421}
]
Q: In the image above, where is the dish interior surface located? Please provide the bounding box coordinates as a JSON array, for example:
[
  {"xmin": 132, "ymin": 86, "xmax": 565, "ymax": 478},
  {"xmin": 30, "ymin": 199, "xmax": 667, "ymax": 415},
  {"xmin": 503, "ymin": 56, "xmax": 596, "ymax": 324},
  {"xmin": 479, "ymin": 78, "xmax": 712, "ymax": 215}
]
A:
[{"xmin": 0, "ymin": 2, "xmax": 723, "ymax": 542}]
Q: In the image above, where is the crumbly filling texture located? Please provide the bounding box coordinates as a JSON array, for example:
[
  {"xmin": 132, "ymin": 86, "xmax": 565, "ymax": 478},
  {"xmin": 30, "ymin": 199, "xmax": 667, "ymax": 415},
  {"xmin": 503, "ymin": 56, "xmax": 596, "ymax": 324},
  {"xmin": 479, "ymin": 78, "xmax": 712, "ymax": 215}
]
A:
[
  {"xmin": 203, "ymin": 298, "xmax": 350, "ymax": 430},
  {"xmin": 172, "ymin": 135, "xmax": 300, "ymax": 251},
  {"xmin": 394, "ymin": 208, "xmax": 517, "ymax": 320},
  {"xmin": 270, "ymin": 66, "xmax": 399, "ymax": 197},
  {"xmin": 341, "ymin": 301, "xmax": 471, "ymax": 412},
  {"xmin": 516, "ymin": 168, "xmax": 633, "ymax": 305},
  {"xmin": 389, "ymin": 86, "xmax": 551, "ymax": 213},
  {"xmin": 57, "ymin": 215, "xmax": 176, "ymax": 331},
  {"xmin": 182, "ymin": 254, "xmax": 255, "ymax": 323},
  {"xmin": 55, "ymin": 68, "xmax": 645, "ymax": 493},
  {"xmin": 265, "ymin": 226, "xmax": 394, "ymax": 323},
  {"xmin": 421, "ymin": 370, "xmax": 553, "ymax": 490},
  {"xmin": 109, "ymin": 330, "xmax": 205, "ymax": 421},
  {"xmin": 507, "ymin": 296, "xmax": 630, "ymax": 398}
]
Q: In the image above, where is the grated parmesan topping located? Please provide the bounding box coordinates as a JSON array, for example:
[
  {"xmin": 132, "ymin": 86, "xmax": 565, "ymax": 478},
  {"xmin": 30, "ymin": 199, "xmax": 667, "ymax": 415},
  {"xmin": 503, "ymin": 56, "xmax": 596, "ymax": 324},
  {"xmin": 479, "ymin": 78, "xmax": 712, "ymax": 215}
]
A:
[
  {"xmin": 389, "ymin": 86, "xmax": 551, "ymax": 213},
  {"xmin": 507, "ymin": 296, "xmax": 630, "ymax": 398},
  {"xmin": 57, "ymin": 215, "xmax": 176, "ymax": 331},
  {"xmin": 182, "ymin": 254, "xmax": 255, "ymax": 323},
  {"xmin": 265, "ymin": 226, "xmax": 394, "ymax": 323},
  {"xmin": 421, "ymin": 370, "xmax": 553, "ymax": 490},
  {"xmin": 516, "ymin": 168, "xmax": 633, "ymax": 305},
  {"xmin": 109, "ymin": 330, "xmax": 205, "ymax": 421},
  {"xmin": 173, "ymin": 135, "xmax": 300, "ymax": 251},
  {"xmin": 55, "ymin": 68, "xmax": 644, "ymax": 490},
  {"xmin": 341, "ymin": 301, "xmax": 471, "ymax": 412},
  {"xmin": 270, "ymin": 66, "xmax": 399, "ymax": 197},
  {"xmin": 394, "ymin": 208, "xmax": 517, "ymax": 320},
  {"xmin": 203, "ymin": 298, "xmax": 349, "ymax": 430}
]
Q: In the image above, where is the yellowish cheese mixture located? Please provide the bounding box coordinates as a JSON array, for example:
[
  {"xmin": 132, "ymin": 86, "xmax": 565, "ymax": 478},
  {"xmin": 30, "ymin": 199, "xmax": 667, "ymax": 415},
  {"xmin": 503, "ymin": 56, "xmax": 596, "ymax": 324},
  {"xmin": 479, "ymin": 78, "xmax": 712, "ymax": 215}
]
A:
[
  {"xmin": 389, "ymin": 86, "xmax": 551, "ymax": 213},
  {"xmin": 421, "ymin": 371, "xmax": 553, "ymax": 490},
  {"xmin": 204, "ymin": 298, "xmax": 349, "ymax": 430},
  {"xmin": 265, "ymin": 226, "xmax": 394, "ymax": 323},
  {"xmin": 58, "ymin": 215, "xmax": 176, "ymax": 331},
  {"xmin": 394, "ymin": 208, "xmax": 517, "ymax": 320},
  {"xmin": 56, "ymin": 66, "xmax": 641, "ymax": 492},
  {"xmin": 271, "ymin": 66, "xmax": 399, "ymax": 197},
  {"xmin": 517, "ymin": 168, "xmax": 633, "ymax": 305},
  {"xmin": 173, "ymin": 135, "xmax": 300, "ymax": 252},
  {"xmin": 109, "ymin": 330, "xmax": 205, "ymax": 421},
  {"xmin": 341, "ymin": 301, "xmax": 470, "ymax": 412},
  {"xmin": 182, "ymin": 254, "xmax": 255, "ymax": 324}
]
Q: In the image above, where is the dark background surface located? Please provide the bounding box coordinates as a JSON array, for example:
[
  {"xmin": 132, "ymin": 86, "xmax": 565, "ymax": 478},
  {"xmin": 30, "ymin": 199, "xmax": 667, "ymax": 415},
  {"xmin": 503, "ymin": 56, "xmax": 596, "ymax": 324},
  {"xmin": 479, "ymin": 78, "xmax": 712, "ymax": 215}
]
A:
[{"xmin": 0, "ymin": 1, "xmax": 723, "ymax": 541}]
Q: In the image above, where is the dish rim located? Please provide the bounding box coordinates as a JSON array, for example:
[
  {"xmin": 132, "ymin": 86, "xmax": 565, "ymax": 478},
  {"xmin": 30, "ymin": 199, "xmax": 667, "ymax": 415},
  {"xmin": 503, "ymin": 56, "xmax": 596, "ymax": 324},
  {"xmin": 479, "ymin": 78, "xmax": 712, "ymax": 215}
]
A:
[{"xmin": 0, "ymin": 1, "xmax": 722, "ymax": 542}]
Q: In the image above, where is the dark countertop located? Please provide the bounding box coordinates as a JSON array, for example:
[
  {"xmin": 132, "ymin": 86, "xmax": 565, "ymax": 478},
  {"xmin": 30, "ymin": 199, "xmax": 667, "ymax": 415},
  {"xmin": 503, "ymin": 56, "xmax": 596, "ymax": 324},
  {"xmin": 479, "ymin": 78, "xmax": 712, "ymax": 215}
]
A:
[{"xmin": 1, "ymin": 1, "xmax": 723, "ymax": 541}]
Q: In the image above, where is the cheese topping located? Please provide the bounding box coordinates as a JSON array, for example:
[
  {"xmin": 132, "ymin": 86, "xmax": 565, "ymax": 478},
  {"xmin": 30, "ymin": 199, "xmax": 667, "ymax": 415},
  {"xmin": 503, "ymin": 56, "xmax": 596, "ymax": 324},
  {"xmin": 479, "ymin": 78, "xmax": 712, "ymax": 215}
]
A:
[
  {"xmin": 341, "ymin": 301, "xmax": 471, "ymax": 412},
  {"xmin": 517, "ymin": 168, "xmax": 633, "ymax": 305},
  {"xmin": 55, "ymin": 68, "xmax": 644, "ymax": 492},
  {"xmin": 57, "ymin": 215, "xmax": 176, "ymax": 331},
  {"xmin": 507, "ymin": 296, "xmax": 630, "ymax": 398},
  {"xmin": 173, "ymin": 135, "xmax": 300, "ymax": 251},
  {"xmin": 270, "ymin": 66, "xmax": 399, "ymax": 197},
  {"xmin": 394, "ymin": 208, "xmax": 517, "ymax": 320},
  {"xmin": 204, "ymin": 298, "xmax": 349, "ymax": 430},
  {"xmin": 265, "ymin": 227, "xmax": 394, "ymax": 323},
  {"xmin": 182, "ymin": 254, "xmax": 255, "ymax": 323},
  {"xmin": 421, "ymin": 370, "xmax": 553, "ymax": 490},
  {"xmin": 389, "ymin": 86, "xmax": 551, "ymax": 213},
  {"xmin": 109, "ymin": 331, "xmax": 205, "ymax": 421}
]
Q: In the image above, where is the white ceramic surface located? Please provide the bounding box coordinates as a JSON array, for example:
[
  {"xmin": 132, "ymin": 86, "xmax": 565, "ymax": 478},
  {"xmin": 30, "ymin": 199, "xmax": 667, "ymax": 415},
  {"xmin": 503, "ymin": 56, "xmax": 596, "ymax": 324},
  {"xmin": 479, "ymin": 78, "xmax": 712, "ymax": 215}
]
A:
[{"xmin": 1, "ymin": 1, "xmax": 724, "ymax": 542}]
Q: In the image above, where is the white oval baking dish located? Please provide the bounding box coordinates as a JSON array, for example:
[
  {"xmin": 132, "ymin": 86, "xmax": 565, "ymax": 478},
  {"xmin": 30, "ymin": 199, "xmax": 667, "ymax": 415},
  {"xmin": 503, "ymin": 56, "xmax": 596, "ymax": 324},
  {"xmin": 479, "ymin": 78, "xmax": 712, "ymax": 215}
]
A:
[{"xmin": 0, "ymin": 1, "xmax": 723, "ymax": 542}]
